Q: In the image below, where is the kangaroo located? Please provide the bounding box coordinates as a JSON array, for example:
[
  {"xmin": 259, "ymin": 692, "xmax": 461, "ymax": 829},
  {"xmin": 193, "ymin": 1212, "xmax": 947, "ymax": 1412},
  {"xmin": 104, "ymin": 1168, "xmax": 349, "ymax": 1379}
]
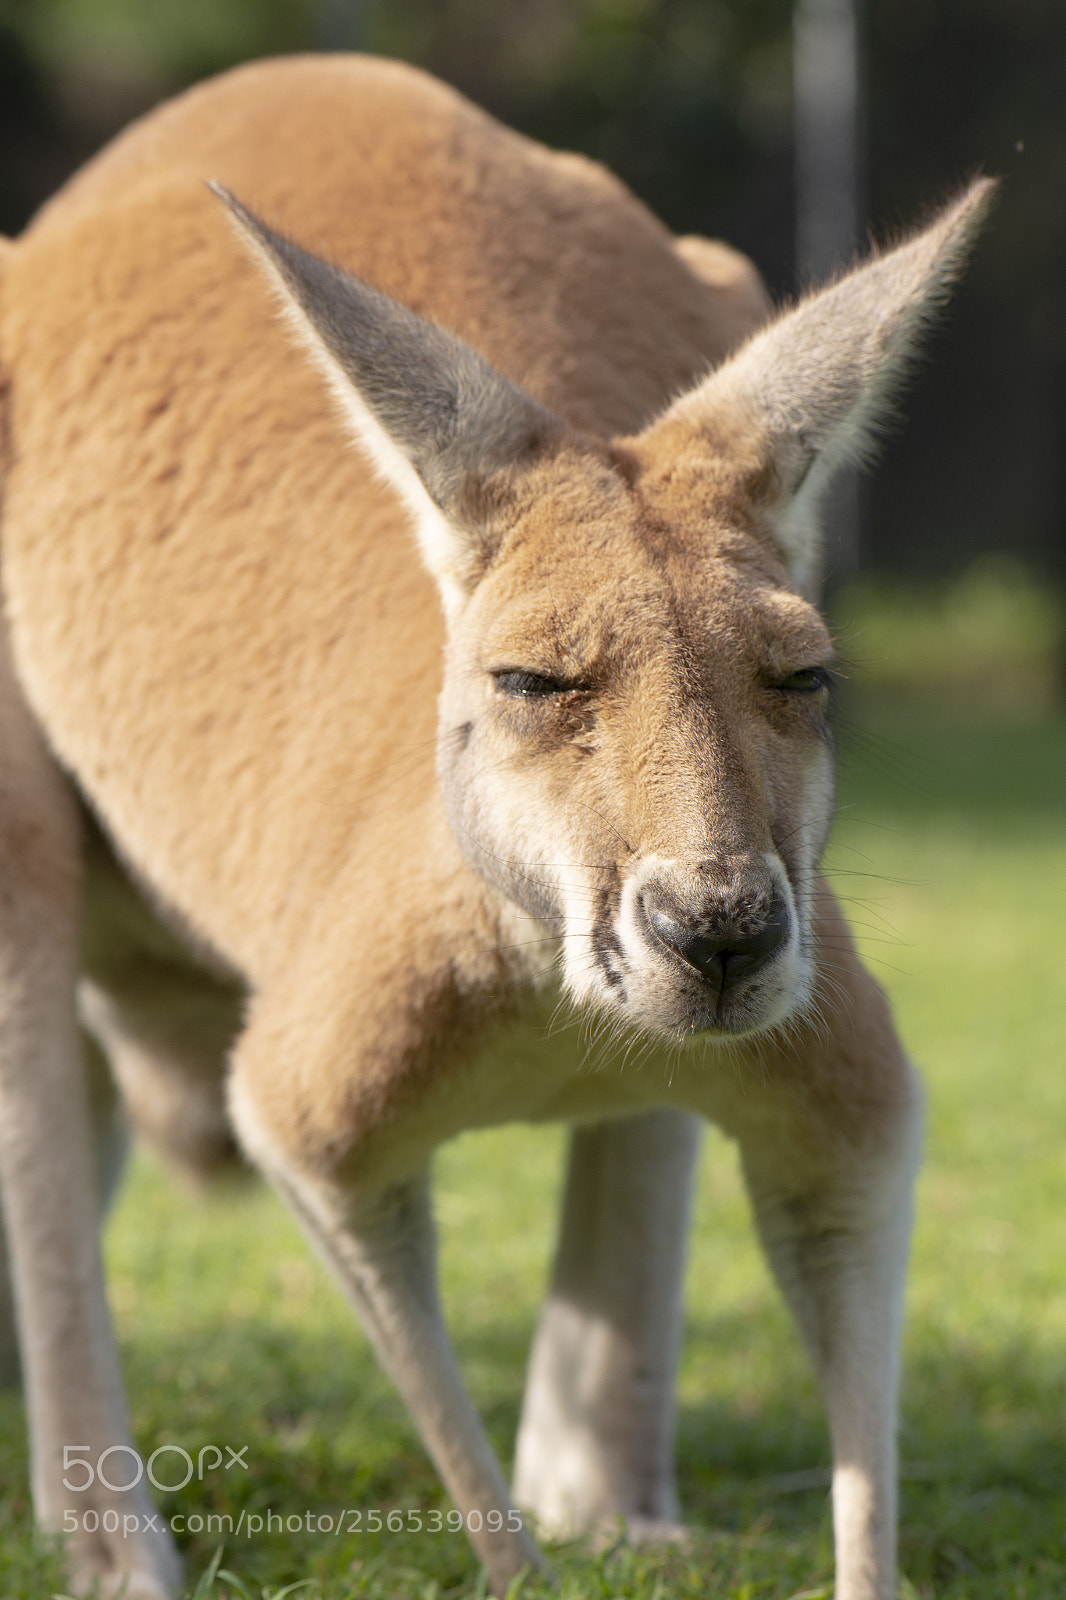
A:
[{"xmin": 0, "ymin": 52, "xmax": 990, "ymax": 1600}]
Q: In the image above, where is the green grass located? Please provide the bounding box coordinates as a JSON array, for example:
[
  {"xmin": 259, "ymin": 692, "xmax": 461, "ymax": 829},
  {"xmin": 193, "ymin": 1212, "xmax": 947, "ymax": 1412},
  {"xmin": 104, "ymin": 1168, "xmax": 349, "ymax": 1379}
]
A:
[
  {"xmin": 830, "ymin": 558, "xmax": 1065, "ymax": 716},
  {"xmin": 2, "ymin": 697, "xmax": 1065, "ymax": 1599}
]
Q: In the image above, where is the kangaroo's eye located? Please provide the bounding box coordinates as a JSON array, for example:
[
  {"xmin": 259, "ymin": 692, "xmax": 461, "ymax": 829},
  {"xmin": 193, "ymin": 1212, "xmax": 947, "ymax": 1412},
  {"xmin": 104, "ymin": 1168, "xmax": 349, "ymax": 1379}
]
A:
[
  {"xmin": 493, "ymin": 670, "xmax": 571, "ymax": 698},
  {"xmin": 775, "ymin": 666, "xmax": 833, "ymax": 694}
]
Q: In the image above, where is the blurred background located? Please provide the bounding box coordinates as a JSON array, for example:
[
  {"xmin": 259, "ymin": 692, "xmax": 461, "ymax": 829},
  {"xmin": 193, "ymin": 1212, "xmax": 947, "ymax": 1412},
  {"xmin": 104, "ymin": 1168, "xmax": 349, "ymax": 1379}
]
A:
[{"xmin": 1, "ymin": 0, "xmax": 1064, "ymax": 672}]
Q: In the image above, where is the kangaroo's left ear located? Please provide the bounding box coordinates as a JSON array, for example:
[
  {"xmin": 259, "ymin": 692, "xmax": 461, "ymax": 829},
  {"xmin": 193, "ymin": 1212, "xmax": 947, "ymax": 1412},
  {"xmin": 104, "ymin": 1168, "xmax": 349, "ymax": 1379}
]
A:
[{"xmin": 634, "ymin": 178, "xmax": 996, "ymax": 597}]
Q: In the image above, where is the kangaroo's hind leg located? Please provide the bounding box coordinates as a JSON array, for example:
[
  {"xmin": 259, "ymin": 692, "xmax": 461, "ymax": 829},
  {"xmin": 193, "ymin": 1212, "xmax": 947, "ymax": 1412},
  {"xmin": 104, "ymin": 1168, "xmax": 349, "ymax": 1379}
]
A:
[
  {"xmin": 0, "ymin": 1029, "xmax": 129, "ymax": 1390},
  {"xmin": 78, "ymin": 973, "xmax": 241, "ymax": 1182},
  {"xmin": 0, "ymin": 635, "xmax": 181, "ymax": 1599},
  {"xmin": 513, "ymin": 1108, "xmax": 702, "ymax": 1541},
  {"xmin": 79, "ymin": 815, "xmax": 245, "ymax": 1184}
]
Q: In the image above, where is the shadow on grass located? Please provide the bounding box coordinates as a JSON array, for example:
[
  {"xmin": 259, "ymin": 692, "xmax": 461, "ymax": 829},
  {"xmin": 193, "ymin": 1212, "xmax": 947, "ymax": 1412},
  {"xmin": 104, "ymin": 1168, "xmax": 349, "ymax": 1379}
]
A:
[
  {"xmin": 108, "ymin": 1307, "xmax": 1066, "ymax": 1580},
  {"xmin": 676, "ymin": 1311, "xmax": 1066, "ymax": 1592},
  {"xmin": 5, "ymin": 1290, "xmax": 1066, "ymax": 1594}
]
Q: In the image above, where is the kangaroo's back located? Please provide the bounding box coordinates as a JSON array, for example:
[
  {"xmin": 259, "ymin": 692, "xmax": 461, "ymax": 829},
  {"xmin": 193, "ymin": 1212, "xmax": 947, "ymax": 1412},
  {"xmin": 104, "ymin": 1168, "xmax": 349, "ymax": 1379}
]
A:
[{"xmin": 25, "ymin": 53, "xmax": 765, "ymax": 431}]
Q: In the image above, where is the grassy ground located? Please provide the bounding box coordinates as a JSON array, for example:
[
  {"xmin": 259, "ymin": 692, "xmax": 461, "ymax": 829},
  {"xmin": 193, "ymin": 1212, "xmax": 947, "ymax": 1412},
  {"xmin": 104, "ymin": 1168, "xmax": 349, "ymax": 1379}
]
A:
[{"xmin": 2, "ymin": 693, "xmax": 1064, "ymax": 1600}]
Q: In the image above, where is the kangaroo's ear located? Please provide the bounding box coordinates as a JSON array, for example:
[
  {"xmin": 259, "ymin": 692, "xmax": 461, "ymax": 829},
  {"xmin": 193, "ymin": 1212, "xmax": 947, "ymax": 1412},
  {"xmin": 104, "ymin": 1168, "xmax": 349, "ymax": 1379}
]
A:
[
  {"xmin": 639, "ymin": 179, "xmax": 996, "ymax": 597},
  {"xmin": 211, "ymin": 184, "xmax": 564, "ymax": 615}
]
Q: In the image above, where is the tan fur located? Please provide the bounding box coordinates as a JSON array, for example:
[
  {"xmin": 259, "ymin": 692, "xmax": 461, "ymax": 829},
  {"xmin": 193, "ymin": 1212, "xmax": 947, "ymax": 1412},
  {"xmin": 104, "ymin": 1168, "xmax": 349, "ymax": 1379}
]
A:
[{"xmin": 0, "ymin": 53, "xmax": 990, "ymax": 1600}]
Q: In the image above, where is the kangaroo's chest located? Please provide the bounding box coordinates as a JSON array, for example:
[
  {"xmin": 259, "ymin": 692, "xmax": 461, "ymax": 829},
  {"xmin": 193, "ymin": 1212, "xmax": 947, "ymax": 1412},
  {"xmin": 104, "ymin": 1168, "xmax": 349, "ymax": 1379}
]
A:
[{"xmin": 321, "ymin": 983, "xmax": 764, "ymax": 1193}]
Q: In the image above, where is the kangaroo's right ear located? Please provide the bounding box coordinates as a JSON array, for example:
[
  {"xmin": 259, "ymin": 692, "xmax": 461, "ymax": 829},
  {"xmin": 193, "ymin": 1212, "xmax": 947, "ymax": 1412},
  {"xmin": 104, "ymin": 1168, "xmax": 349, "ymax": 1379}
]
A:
[
  {"xmin": 637, "ymin": 178, "xmax": 996, "ymax": 598},
  {"xmin": 211, "ymin": 184, "xmax": 564, "ymax": 617}
]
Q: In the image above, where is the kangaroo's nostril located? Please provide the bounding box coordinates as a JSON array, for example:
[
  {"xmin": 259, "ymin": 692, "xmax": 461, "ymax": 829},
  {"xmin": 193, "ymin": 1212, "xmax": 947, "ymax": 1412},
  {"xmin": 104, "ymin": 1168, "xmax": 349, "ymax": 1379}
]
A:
[{"xmin": 647, "ymin": 897, "xmax": 790, "ymax": 992}]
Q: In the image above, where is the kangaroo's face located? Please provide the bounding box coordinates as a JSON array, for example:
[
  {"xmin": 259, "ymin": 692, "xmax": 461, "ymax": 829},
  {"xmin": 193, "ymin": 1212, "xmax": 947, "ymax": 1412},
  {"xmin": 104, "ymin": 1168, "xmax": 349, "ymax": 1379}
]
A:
[
  {"xmin": 217, "ymin": 177, "xmax": 991, "ymax": 1039},
  {"xmin": 436, "ymin": 447, "xmax": 834, "ymax": 1037}
]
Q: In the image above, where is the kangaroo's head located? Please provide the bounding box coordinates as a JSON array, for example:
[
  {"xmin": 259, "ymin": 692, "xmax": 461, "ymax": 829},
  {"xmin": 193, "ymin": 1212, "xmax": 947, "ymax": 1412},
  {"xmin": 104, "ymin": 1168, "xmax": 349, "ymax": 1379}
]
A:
[{"xmin": 219, "ymin": 179, "xmax": 992, "ymax": 1041}]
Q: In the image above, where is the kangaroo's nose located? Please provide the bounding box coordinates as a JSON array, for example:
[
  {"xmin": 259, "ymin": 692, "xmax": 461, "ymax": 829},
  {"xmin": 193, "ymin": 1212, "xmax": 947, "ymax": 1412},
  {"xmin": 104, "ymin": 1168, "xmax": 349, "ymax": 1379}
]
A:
[{"xmin": 646, "ymin": 894, "xmax": 790, "ymax": 992}]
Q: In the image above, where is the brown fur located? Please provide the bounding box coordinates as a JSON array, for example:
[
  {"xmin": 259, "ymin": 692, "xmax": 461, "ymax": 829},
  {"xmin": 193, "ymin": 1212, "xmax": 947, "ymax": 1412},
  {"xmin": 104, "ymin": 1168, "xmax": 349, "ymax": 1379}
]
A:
[{"xmin": 0, "ymin": 53, "xmax": 990, "ymax": 1600}]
